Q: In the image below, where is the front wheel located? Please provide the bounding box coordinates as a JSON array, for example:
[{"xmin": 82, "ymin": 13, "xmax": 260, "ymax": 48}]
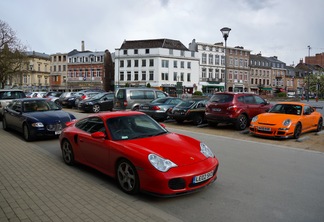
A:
[
  {"xmin": 293, "ymin": 123, "xmax": 302, "ymax": 139},
  {"xmin": 92, "ymin": 104, "xmax": 100, "ymax": 113},
  {"xmin": 61, "ymin": 140, "xmax": 75, "ymax": 165},
  {"xmin": 2, "ymin": 117, "xmax": 8, "ymax": 131},
  {"xmin": 235, "ymin": 114, "xmax": 248, "ymax": 130},
  {"xmin": 23, "ymin": 124, "xmax": 34, "ymax": 141},
  {"xmin": 116, "ymin": 159, "xmax": 139, "ymax": 195}
]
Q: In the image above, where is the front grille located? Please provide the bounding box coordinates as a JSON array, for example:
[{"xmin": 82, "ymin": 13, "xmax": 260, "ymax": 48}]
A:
[{"xmin": 46, "ymin": 123, "xmax": 63, "ymax": 131}]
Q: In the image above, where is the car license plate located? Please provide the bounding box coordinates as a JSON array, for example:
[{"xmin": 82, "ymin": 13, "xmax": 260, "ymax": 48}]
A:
[
  {"xmin": 193, "ymin": 170, "xmax": 214, "ymax": 183},
  {"xmin": 55, "ymin": 130, "xmax": 62, "ymax": 135},
  {"xmin": 212, "ymin": 108, "xmax": 221, "ymax": 112},
  {"xmin": 141, "ymin": 106, "xmax": 149, "ymax": 110},
  {"xmin": 258, "ymin": 127, "xmax": 271, "ymax": 131}
]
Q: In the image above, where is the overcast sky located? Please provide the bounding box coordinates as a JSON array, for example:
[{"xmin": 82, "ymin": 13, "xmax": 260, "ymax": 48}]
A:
[{"xmin": 1, "ymin": 0, "xmax": 323, "ymax": 66}]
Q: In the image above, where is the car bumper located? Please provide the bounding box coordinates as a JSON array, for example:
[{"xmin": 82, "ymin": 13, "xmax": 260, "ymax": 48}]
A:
[
  {"xmin": 137, "ymin": 157, "xmax": 219, "ymax": 197},
  {"xmin": 249, "ymin": 125, "xmax": 294, "ymax": 138},
  {"xmin": 140, "ymin": 110, "xmax": 168, "ymax": 120},
  {"xmin": 205, "ymin": 113, "xmax": 236, "ymax": 124}
]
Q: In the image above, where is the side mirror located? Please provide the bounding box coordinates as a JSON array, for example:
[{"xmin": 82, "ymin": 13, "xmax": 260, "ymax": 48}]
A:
[
  {"xmin": 91, "ymin": 131, "xmax": 106, "ymax": 139},
  {"xmin": 160, "ymin": 123, "xmax": 166, "ymax": 128}
]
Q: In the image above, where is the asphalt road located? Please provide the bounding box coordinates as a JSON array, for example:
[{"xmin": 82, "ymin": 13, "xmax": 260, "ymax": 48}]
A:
[{"xmin": 17, "ymin": 108, "xmax": 324, "ymax": 222}]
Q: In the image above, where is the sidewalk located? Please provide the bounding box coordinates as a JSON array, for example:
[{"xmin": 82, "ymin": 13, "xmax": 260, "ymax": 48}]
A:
[{"xmin": 0, "ymin": 130, "xmax": 182, "ymax": 222}]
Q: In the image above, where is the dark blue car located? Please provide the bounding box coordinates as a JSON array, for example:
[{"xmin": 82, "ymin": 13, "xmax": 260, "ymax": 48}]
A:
[{"xmin": 2, "ymin": 98, "xmax": 76, "ymax": 141}]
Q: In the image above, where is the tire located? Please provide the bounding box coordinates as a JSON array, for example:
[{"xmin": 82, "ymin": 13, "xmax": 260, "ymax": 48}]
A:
[
  {"xmin": 2, "ymin": 117, "xmax": 8, "ymax": 131},
  {"xmin": 235, "ymin": 114, "xmax": 248, "ymax": 130},
  {"xmin": 61, "ymin": 140, "xmax": 75, "ymax": 166},
  {"xmin": 116, "ymin": 159, "xmax": 139, "ymax": 195},
  {"xmin": 192, "ymin": 114, "xmax": 204, "ymax": 125},
  {"xmin": 316, "ymin": 118, "xmax": 323, "ymax": 132},
  {"xmin": 92, "ymin": 104, "xmax": 100, "ymax": 113},
  {"xmin": 23, "ymin": 124, "xmax": 34, "ymax": 141},
  {"xmin": 293, "ymin": 122, "xmax": 302, "ymax": 139}
]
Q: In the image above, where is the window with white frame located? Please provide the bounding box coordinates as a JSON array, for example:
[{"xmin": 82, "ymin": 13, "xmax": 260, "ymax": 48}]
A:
[
  {"xmin": 162, "ymin": 60, "xmax": 169, "ymax": 68},
  {"xmin": 174, "ymin": 61, "xmax": 177, "ymax": 68},
  {"xmin": 149, "ymin": 71, "xmax": 154, "ymax": 80},
  {"xmin": 187, "ymin": 73, "xmax": 191, "ymax": 82},
  {"xmin": 173, "ymin": 72, "xmax": 178, "ymax": 81},
  {"xmin": 142, "ymin": 71, "xmax": 146, "ymax": 80}
]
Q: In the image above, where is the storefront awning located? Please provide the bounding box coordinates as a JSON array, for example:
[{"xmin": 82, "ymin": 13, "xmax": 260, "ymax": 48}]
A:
[{"xmin": 262, "ymin": 87, "xmax": 272, "ymax": 91}]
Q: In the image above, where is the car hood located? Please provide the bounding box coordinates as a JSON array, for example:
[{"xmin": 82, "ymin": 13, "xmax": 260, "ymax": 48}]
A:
[
  {"xmin": 256, "ymin": 113, "xmax": 300, "ymax": 124},
  {"xmin": 121, "ymin": 132, "xmax": 208, "ymax": 166},
  {"xmin": 25, "ymin": 110, "xmax": 75, "ymax": 123}
]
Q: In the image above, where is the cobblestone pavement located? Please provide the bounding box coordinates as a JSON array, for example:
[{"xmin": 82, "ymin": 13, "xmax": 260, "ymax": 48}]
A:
[{"xmin": 0, "ymin": 129, "xmax": 182, "ymax": 222}]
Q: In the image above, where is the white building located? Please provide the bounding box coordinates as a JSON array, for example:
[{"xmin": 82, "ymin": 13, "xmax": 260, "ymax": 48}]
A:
[
  {"xmin": 188, "ymin": 39, "xmax": 226, "ymax": 93},
  {"xmin": 114, "ymin": 38, "xmax": 200, "ymax": 95}
]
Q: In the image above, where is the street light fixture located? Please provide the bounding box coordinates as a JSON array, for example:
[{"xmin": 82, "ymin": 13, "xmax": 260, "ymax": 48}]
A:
[{"xmin": 220, "ymin": 27, "xmax": 231, "ymax": 92}]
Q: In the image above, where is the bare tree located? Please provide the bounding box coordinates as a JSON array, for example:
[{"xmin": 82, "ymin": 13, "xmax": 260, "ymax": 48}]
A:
[{"xmin": 0, "ymin": 20, "xmax": 28, "ymax": 88}]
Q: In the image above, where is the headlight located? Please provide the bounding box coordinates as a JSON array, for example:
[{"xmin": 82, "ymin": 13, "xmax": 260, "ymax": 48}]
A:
[
  {"xmin": 148, "ymin": 154, "xmax": 177, "ymax": 172},
  {"xmin": 31, "ymin": 122, "xmax": 44, "ymax": 127},
  {"xmin": 283, "ymin": 119, "xmax": 291, "ymax": 126},
  {"xmin": 68, "ymin": 98, "xmax": 75, "ymax": 101},
  {"xmin": 200, "ymin": 143, "xmax": 214, "ymax": 158},
  {"xmin": 251, "ymin": 116, "xmax": 258, "ymax": 122}
]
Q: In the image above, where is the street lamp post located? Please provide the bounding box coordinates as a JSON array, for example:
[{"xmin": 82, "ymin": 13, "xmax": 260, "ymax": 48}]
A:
[
  {"xmin": 220, "ymin": 27, "xmax": 231, "ymax": 92},
  {"xmin": 89, "ymin": 54, "xmax": 95, "ymax": 87}
]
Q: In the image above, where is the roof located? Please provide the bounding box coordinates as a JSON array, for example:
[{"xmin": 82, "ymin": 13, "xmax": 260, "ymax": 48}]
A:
[
  {"xmin": 120, "ymin": 39, "xmax": 189, "ymax": 51},
  {"xmin": 25, "ymin": 51, "xmax": 50, "ymax": 59}
]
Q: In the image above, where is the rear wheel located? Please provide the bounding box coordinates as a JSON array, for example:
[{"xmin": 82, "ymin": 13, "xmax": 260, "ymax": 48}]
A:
[
  {"xmin": 92, "ymin": 104, "xmax": 100, "ymax": 113},
  {"xmin": 316, "ymin": 118, "xmax": 323, "ymax": 132},
  {"xmin": 235, "ymin": 114, "xmax": 248, "ymax": 130},
  {"xmin": 192, "ymin": 114, "xmax": 204, "ymax": 125},
  {"xmin": 293, "ymin": 123, "xmax": 302, "ymax": 139},
  {"xmin": 116, "ymin": 159, "xmax": 139, "ymax": 195}
]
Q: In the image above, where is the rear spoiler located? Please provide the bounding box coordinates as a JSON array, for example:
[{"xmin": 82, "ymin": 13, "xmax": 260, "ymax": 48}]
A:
[{"xmin": 313, "ymin": 106, "xmax": 323, "ymax": 109}]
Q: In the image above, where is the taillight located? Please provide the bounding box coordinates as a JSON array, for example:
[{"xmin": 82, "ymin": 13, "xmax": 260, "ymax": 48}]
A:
[
  {"xmin": 123, "ymin": 100, "xmax": 128, "ymax": 106},
  {"xmin": 227, "ymin": 105, "xmax": 238, "ymax": 112},
  {"xmin": 81, "ymin": 95, "xmax": 86, "ymax": 100},
  {"xmin": 152, "ymin": 106, "xmax": 160, "ymax": 110}
]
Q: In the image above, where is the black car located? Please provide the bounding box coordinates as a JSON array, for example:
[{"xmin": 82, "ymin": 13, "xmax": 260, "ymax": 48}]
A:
[
  {"xmin": 139, "ymin": 97, "xmax": 183, "ymax": 121},
  {"xmin": 78, "ymin": 92, "xmax": 114, "ymax": 113},
  {"xmin": 2, "ymin": 98, "xmax": 76, "ymax": 141},
  {"xmin": 58, "ymin": 92, "xmax": 76, "ymax": 108},
  {"xmin": 168, "ymin": 99, "xmax": 208, "ymax": 125}
]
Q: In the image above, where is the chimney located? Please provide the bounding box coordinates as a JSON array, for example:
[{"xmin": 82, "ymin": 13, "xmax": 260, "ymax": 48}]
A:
[{"xmin": 81, "ymin": 41, "xmax": 85, "ymax": 51}]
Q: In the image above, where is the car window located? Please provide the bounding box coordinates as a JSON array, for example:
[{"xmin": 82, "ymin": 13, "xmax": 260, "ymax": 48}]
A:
[
  {"xmin": 210, "ymin": 94, "xmax": 233, "ymax": 103},
  {"xmin": 156, "ymin": 91, "xmax": 167, "ymax": 98},
  {"xmin": 146, "ymin": 91, "xmax": 155, "ymax": 99},
  {"xmin": 303, "ymin": 106, "xmax": 312, "ymax": 115},
  {"xmin": 170, "ymin": 98, "xmax": 182, "ymax": 105},
  {"xmin": 0, "ymin": 91, "xmax": 25, "ymax": 99},
  {"xmin": 75, "ymin": 117, "xmax": 105, "ymax": 134},
  {"xmin": 10, "ymin": 101, "xmax": 22, "ymax": 112},
  {"xmin": 254, "ymin": 96, "xmax": 266, "ymax": 104},
  {"xmin": 244, "ymin": 95, "xmax": 255, "ymax": 104},
  {"xmin": 130, "ymin": 90, "xmax": 145, "ymax": 99}
]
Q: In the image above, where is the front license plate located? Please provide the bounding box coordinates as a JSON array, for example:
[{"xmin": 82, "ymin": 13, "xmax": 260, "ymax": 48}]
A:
[
  {"xmin": 193, "ymin": 170, "xmax": 214, "ymax": 183},
  {"xmin": 258, "ymin": 127, "xmax": 271, "ymax": 131},
  {"xmin": 212, "ymin": 108, "xmax": 221, "ymax": 112},
  {"xmin": 55, "ymin": 130, "xmax": 62, "ymax": 135}
]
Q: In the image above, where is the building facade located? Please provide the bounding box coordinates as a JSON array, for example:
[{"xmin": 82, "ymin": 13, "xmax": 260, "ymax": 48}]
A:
[
  {"xmin": 249, "ymin": 54, "xmax": 272, "ymax": 95},
  {"xmin": 305, "ymin": 52, "xmax": 324, "ymax": 68},
  {"xmin": 19, "ymin": 51, "xmax": 51, "ymax": 92},
  {"xmin": 49, "ymin": 53, "xmax": 68, "ymax": 91},
  {"xmin": 114, "ymin": 39, "xmax": 200, "ymax": 96},
  {"xmin": 188, "ymin": 39, "xmax": 225, "ymax": 93}
]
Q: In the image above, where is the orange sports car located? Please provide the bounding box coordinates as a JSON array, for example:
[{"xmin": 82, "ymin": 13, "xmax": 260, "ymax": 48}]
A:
[{"xmin": 249, "ymin": 102, "xmax": 323, "ymax": 139}]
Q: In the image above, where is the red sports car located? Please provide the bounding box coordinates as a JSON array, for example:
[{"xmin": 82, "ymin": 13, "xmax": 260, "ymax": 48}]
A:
[{"xmin": 59, "ymin": 111, "xmax": 219, "ymax": 196}]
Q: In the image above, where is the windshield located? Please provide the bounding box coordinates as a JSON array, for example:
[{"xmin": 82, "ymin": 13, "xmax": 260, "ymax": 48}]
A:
[
  {"xmin": 90, "ymin": 93, "xmax": 106, "ymax": 100},
  {"xmin": 107, "ymin": 114, "xmax": 167, "ymax": 141},
  {"xmin": 23, "ymin": 100, "xmax": 61, "ymax": 112},
  {"xmin": 269, "ymin": 104, "xmax": 302, "ymax": 115}
]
